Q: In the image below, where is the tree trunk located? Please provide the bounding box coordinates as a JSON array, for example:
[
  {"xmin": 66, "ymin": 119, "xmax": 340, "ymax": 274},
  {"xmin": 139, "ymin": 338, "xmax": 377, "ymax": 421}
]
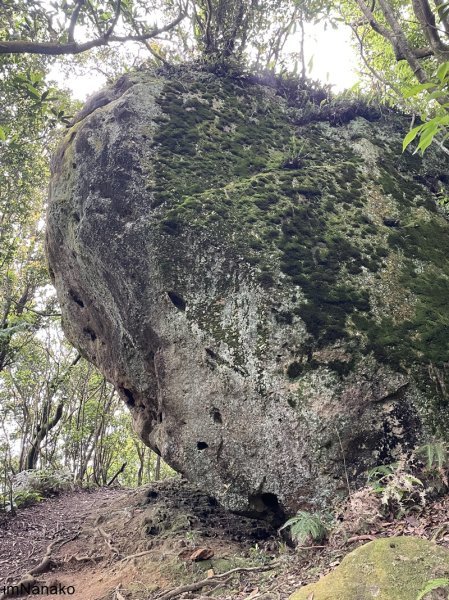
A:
[
  {"xmin": 155, "ymin": 454, "xmax": 161, "ymax": 481},
  {"xmin": 25, "ymin": 401, "xmax": 63, "ymax": 470}
]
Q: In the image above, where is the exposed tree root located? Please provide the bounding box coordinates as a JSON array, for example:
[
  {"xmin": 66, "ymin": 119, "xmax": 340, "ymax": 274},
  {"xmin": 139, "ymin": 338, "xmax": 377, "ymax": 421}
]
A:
[
  {"xmin": 29, "ymin": 538, "xmax": 61, "ymax": 576},
  {"xmin": 120, "ymin": 550, "xmax": 153, "ymax": 563},
  {"xmin": 0, "ymin": 538, "xmax": 65, "ymax": 600},
  {"xmin": 0, "ymin": 575, "xmax": 37, "ymax": 600},
  {"xmin": 96, "ymin": 526, "xmax": 122, "ymax": 558},
  {"xmin": 65, "ymin": 554, "xmax": 105, "ymax": 563},
  {"xmin": 155, "ymin": 562, "xmax": 278, "ymax": 600}
]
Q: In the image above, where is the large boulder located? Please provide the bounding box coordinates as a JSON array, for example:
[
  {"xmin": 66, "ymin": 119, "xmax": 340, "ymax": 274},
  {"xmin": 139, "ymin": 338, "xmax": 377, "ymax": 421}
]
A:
[{"xmin": 46, "ymin": 68, "xmax": 449, "ymax": 520}]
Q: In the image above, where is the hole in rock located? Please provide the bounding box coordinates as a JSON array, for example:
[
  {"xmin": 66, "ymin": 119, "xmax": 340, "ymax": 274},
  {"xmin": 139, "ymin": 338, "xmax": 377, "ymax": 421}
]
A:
[
  {"xmin": 121, "ymin": 388, "xmax": 135, "ymax": 407},
  {"xmin": 287, "ymin": 361, "xmax": 303, "ymax": 379},
  {"xmin": 205, "ymin": 348, "xmax": 218, "ymax": 360},
  {"xmin": 260, "ymin": 493, "xmax": 281, "ymax": 512},
  {"xmin": 210, "ymin": 407, "xmax": 223, "ymax": 424},
  {"xmin": 197, "ymin": 441, "xmax": 209, "ymax": 450},
  {"xmin": 73, "ymin": 212, "xmax": 80, "ymax": 222},
  {"xmin": 69, "ymin": 289, "xmax": 84, "ymax": 308},
  {"xmin": 83, "ymin": 327, "xmax": 97, "ymax": 341},
  {"xmin": 167, "ymin": 291, "xmax": 186, "ymax": 311},
  {"xmin": 383, "ymin": 217, "xmax": 400, "ymax": 227},
  {"xmin": 247, "ymin": 492, "xmax": 285, "ymax": 527}
]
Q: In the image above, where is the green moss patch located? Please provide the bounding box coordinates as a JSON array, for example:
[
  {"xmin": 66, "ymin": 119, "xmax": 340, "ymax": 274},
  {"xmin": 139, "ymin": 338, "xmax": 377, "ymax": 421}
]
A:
[
  {"xmin": 149, "ymin": 72, "xmax": 449, "ymax": 408},
  {"xmin": 290, "ymin": 536, "xmax": 449, "ymax": 600}
]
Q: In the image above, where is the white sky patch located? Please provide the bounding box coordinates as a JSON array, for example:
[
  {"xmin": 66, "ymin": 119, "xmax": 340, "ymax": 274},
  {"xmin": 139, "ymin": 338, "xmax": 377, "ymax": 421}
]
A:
[
  {"xmin": 302, "ymin": 22, "xmax": 359, "ymax": 91},
  {"xmin": 48, "ymin": 63, "xmax": 107, "ymax": 100}
]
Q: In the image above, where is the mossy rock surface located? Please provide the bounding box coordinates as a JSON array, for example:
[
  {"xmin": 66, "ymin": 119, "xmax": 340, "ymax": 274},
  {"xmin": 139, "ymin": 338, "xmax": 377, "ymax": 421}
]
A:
[
  {"xmin": 47, "ymin": 66, "xmax": 449, "ymax": 519},
  {"xmin": 290, "ymin": 537, "xmax": 449, "ymax": 600}
]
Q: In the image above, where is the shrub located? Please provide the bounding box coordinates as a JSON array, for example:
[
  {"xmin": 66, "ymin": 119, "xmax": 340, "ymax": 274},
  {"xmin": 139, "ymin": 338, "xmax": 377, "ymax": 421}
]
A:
[{"xmin": 12, "ymin": 467, "xmax": 74, "ymax": 496}]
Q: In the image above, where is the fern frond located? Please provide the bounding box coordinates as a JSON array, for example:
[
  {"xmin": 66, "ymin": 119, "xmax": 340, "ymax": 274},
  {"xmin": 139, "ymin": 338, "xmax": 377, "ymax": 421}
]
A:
[
  {"xmin": 417, "ymin": 441, "xmax": 448, "ymax": 470},
  {"xmin": 279, "ymin": 510, "xmax": 328, "ymax": 544},
  {"xmin": 416, "ymin": 577, "xmax": 449, "ymax": 599}
]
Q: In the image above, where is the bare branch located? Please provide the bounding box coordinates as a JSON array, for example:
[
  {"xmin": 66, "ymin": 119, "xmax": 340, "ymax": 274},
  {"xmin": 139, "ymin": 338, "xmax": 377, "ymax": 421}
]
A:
[
  {"xmin": 351, "ymin": 23, "xmax": 403, "ymax": 99},
  {"xmin": 354, "ymin": 0, "xmax": 397, "ymax": 46}
]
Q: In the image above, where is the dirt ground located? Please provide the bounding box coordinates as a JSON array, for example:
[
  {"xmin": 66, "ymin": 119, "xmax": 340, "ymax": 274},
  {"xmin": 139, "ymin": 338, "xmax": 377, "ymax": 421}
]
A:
[{"xmin": 2, "ymin": 477, "xmax": 449, "ymax": 600}]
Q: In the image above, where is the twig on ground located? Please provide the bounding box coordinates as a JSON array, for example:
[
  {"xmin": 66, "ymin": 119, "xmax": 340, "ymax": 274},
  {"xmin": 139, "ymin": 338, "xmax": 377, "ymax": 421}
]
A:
[
  {"xmin": 346, "ymin": 534, "xmax": 377, "ymax": 544},
  {"xmin": 156, "ymin": 576, "xmax": 233, "ymax": 600},
  {"xmin": 114, "ymin": 585, "xmax": 126, "ymax": 600},
  {"xmin": 431, "ymin": 521, "xmax": 449, "ymax": 541}
]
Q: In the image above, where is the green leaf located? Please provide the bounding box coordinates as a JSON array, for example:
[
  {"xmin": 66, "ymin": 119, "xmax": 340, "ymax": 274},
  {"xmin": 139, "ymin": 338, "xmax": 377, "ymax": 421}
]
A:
[
  {"xmin": 417, "ymin": 126, "xmax": 438, "ymax": 154},
  {"xmin": 403, "ymin": 125, "xmax": 423, "ymax": 152},
  {"xmin": 0, "ymin": 126, "xmax": 6, "ymax": 141},
  {"xmin": 427, "ymin": 90, "xmax": 447, "ymax": 101},
  {"xmin": 437, "ymin": 62, "xmax": 449, "ymax": 83},
  {"xmin": 436, "ymin": 62, "xmax": 449, "ymax": 83},
  {"xmin": 25, "ymin": 84, "xmax": 41, "ymax": 100},
  {"xmin": 403, "ymin": 83, "xmax": 434, "ymax": 98},
  {"xmin": 279, "ymin": 511, "xmax": 329, "ymax": 545},
  {"xmin": 307, "ymin": 55, "xmax": 314, "ymax": 72}
]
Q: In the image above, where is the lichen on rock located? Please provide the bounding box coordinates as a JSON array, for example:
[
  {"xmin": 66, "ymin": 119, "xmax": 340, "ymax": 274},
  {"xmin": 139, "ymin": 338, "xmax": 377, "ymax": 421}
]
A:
[{"xmin": 46, "ymin": 66, "xmax": 449, "ymax": 520}]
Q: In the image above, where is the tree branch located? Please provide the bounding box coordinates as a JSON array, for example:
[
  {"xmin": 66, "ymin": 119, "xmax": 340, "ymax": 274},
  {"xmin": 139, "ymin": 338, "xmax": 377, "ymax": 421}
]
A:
[
  {"xmin": 434, "ymin": 0, "xmax": 449, "ymax": 35},
  {"xmin": 104, "ymin": 0, "xmax": 122, "ymax": 39},
  {"xmin": 0, "ymin": 9, "xmax": 187, "ymax": 55},
  {"xmin": 354, "ymin": 0, "xmax": 435, "ymax": 61},
  {"xmin": 376, "ymin": 0, "xmax": 430, "ymax": 83},
  {"xmin": 351, "ymin": 24, "xmax": 403, "ymax": 99},
  {"xmin": 411, "ymin": 0, "xmax": 449, "ymax": 58},
  {"xmin": 354, "ymin": 0, "xmax": 397, "ymax": 46},
  {"xmin": 67, "ymin": 0, "xmax": 85, "ymax": 43}
]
